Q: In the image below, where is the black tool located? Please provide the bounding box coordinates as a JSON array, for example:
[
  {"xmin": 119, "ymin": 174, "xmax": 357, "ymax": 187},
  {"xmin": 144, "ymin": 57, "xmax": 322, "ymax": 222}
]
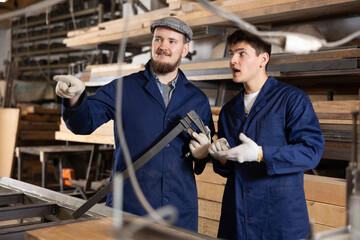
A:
[{"xmin": 72, "ymin": 110, "xmax": 208, "ymax": 219}]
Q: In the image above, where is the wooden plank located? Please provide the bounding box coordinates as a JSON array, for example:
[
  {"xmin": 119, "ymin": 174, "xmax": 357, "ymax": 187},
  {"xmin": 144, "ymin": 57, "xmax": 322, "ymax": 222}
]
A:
[
  {"xmin": 322, "ymin": 141, "xmax": 351, "ymax": 161},
  {"xmin": 19, "ymin": 131, "xmax": 55, "ymax": 141},
  {"xmin": 55, "ymin": 131, "xmax": 114, "ymax": 145},
  {"xmin": 0, "ymin": 108, "xmax": 20, "ymax": 178},
  {"xmin": 22, "ymin": 114, "xmax": 60, "ymax": 123},
  {"xmin": 197, "ymin": 181, "xmax": 225, "ymax": 203},
  {"xmin": 307, "ymin": 200, "xmax": 346, "ymax": 228},
  {"xmin": 211, "ymin": 106, "xmax": 222, "ymax": 115},
  {"xmin": 59, "ymin": 119, "xmax": 114, "ymax": 136},
  {"xmin": 198, "ymin": 217, "xmax": 219, "ymax": 238},
  {"xmin": 25, "ymin": 217, "xmax": 211, "ymax": 240},
  {"xmin": 19, "ymin": 121, "xmax": 59, "ymax": 131},
  {"xmin": 270, "ymin": 47, "xmax": 360, "ymax": 65},
  {"xmin": 304, "ymin": 174, "xmax": 346, "ymax": 207},
  {"xmin": 312, "ymin": 100, "xmax": 359, "ymax": 113},
  {"xmin": 313, "ymin": 223, "xmax": 335, "ymax": 233},
  {"xmin": 195, "ymin": 163, "xmax": 226, "ymax": 185},
  {"xmin": 198, "ymin": 199, "xmax": 222, "ymax": 221}
]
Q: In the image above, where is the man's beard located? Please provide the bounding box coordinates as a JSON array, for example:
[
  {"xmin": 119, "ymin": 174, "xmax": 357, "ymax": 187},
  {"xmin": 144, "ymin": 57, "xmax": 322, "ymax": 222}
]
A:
[{"xmin": 151, "ymin": 52, "xmax": 181, "ymax": 74}]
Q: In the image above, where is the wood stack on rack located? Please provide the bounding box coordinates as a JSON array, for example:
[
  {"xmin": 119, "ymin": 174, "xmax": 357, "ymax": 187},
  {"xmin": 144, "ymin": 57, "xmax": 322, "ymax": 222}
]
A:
[
  {"xmin": 17, "ymin": 104, "xmax": 61, "ymax": 144},
  {"xmin": 196, "ymin": 164, "xmax": 347, "ymax": 237},
  {"xmin": 313, "ymin": 100, "xmax": 359, "ymax": 162},
  {"xmin": 63, "ymin": 0, "xmax": 360, "ymax": 49},
  {"xmin": 56, "ymin": 119, "xmax": 114, "ymax": 145}
]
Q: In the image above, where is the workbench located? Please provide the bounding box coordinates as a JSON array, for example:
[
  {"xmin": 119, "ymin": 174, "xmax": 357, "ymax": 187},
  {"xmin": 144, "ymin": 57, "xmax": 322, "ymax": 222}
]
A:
[
  {"xmin": 25, "ymin": 217, "xmax": 215, "ymax": 240},
  {"xmin": 15, "ymin": 145, "xmax": 96, "ymax": 191}
]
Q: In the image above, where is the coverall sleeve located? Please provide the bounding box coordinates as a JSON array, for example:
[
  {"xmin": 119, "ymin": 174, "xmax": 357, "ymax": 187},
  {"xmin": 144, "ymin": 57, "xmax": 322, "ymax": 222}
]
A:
[
  {"xmin": 62, "ymin": 81, "xmax": 116, "ymax": 135},
  {"xmin": 262, "ymin": 91, "xmax": 325, "ymax": 176}
]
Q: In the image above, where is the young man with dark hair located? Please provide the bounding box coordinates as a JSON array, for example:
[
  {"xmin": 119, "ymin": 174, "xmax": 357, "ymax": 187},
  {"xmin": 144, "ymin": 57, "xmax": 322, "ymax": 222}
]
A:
[
  {"xmin": 209, "ymin": 29, "xmax": 325, "ymax": 239},
  {"xmin": 53, "ymin": 17, "xmax": 214, "ymax": 231}
]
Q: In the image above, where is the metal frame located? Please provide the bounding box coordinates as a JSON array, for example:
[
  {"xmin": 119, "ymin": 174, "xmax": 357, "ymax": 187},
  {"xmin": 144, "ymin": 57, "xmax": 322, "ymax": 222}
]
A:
[{"xmin": 0, "ymin": 177, "xmax": 112, "ymax": 240}]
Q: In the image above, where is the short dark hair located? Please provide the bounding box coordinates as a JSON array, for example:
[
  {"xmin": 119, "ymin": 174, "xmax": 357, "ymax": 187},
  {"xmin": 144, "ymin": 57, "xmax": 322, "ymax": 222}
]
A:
[{"xmin": 227, "ymin": 29, "xmax": 271, "ymax": 57}]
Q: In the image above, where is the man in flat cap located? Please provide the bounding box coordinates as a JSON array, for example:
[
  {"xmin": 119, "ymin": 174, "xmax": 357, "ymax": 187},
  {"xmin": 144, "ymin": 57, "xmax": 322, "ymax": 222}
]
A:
[{"xmin": 53, "ymin": 17, "xmax": 214, "ymax": 231}]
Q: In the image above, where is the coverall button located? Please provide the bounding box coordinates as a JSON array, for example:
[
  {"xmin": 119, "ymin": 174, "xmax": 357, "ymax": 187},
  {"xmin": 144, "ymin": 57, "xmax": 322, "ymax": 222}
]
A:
[
  {"xmin": 164, "ymin": 198, "xmax": 168, "ymax": 203},
  {"xmin": 247, "ymin": 217, "xmax": 252, "ymax": 222},
  {"xmin": 166, "ymin": 144, "xmax": 170, "ymax": 147},
  {"xmin": 245, "ymin": 189, "xmax": 250, "ymax": 193}
]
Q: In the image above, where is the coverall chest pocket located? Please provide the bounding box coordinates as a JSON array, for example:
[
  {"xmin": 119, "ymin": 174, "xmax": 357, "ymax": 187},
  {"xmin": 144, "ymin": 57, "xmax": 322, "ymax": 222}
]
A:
[{"xmin": 257, "ymin": 113, "xmax": 286, "ymax": 145}]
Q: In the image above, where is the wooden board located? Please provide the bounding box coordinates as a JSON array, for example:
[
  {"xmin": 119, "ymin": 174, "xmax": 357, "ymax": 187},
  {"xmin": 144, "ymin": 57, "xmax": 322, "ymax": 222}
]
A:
[
  {"xmin": 304, "ymin": 174, "xmax": 346, "ymax": 207},
  {"xmin": 25, "ymin": 217, "xmax": 212, "ymax": 240},
  {"xmin": 0, "ymin": 108, "xmax": 20, "ymax": 178},
  {"xmin": 307, "ymin": 200, "xmax": 346, "ymax": 228},
  {"xmin": 198, "ymin": 217, "xmax": 219, "ymax": 238}
]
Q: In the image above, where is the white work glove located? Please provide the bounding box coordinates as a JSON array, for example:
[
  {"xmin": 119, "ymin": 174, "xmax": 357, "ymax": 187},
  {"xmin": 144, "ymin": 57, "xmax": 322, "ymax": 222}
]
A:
[
  {"xmin": 189, "ymin": 127, "xmax": 211, "ymax": 160},
  {"xmin": 209, "ymin": 133, "xmax": 261, "ymax": 163},
  {"xmin": 53, "ymin": 75, "xmax": 85, "ymax": 99}
]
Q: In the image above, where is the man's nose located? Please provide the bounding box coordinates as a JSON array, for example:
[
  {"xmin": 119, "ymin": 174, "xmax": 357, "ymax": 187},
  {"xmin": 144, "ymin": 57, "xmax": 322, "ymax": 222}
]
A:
[{"xmin": 230, "ymin": 55, "xmax": 237, "ymax": 65}]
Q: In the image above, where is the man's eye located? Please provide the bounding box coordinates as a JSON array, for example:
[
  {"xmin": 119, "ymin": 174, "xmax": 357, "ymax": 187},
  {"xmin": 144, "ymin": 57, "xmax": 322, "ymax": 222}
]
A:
[
  {"xmin": 154, "ymin": 38, "xmax": 161, "ymax": 42},
  {"xmin": 240, "ymin": 52, "xmax": 246, "ymax": 56},
  {"xmin": 169, "ymin": 40, "xmax": 176, "ymax": 44}
]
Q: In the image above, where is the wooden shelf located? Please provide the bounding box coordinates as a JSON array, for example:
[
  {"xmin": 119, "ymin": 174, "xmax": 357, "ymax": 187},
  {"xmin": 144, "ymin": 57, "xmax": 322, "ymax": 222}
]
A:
[
  {"xmin": 13, "ymin": 31, "xmax": 68, "ymax": 43},
  {"xmin": 63, "ymin": 0, "xmax": 360, "ymax": 49},
  {"xmin": 13, "ymin": 47, "xmax": 79, "ymax": 57},
  {"xmin": 18, "ymin": 64, "xmax": 69, "ymax": 71},
  {"xmin": 12, "ymin": 7, "xmax": 101, "ymax": 29}
]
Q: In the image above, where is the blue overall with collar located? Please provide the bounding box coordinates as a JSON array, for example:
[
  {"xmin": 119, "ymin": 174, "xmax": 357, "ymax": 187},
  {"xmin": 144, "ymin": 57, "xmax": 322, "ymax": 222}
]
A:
[
  {"xmin": 62, "ymin": 61, "xmax": 214, "ymax": 231},
  {"xmin": 213, "ymin": 76, "xmax": 324, "ymax": 240}
]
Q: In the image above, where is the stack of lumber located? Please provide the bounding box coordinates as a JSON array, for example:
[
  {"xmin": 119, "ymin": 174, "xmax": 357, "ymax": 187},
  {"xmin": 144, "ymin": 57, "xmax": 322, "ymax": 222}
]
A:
[
  {"xmin": 195, "ymin": 164, "xmax": 347, "ymax": 238},
  {"xmin": 179, "ymin": 47, "xmax": 360, "ymax": 81},
  {"xmin": 63, "ymin": 0, "xmax": 360, "ymax": 49},
  {"xmin": 312, "ymin": 100, "xmax": 359, "ymax": 162},
  {"xmin": 196, "ymin": 163, "xmax": 225, "ymax": 238},
  {"xmin": 304, "ymin": 174, "xmax": 346, "ymax": 232},
  {"xmin": 55, "ymin": 119, "xmax": 114, "ymax": 145},
  {"xmin": 17, "ymin": 104, "xmax": 61, "ymax": 142}
]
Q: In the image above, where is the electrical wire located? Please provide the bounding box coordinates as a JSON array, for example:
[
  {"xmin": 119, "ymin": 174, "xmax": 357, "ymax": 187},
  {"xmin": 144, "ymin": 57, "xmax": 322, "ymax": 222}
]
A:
[
  {"xmin": 69, "ymin": 0, "xmax": 77, "ymax": 31},
  {"xmin": 196, "ymin": 0, "xmax": 360, "ymax": 54},
  {"xmin": 114, "ymin": 0, "xmax": 178, "ymax": 234},
  {"xmin": 115, "ymin": 205, "xmax": 178, "ymax": 240}
]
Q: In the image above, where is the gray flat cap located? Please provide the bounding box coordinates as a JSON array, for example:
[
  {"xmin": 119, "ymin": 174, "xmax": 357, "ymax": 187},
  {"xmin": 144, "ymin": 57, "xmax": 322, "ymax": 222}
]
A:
[{"xmin": 150, "ymin": 17, "xmax": 193, "ymax": 43}]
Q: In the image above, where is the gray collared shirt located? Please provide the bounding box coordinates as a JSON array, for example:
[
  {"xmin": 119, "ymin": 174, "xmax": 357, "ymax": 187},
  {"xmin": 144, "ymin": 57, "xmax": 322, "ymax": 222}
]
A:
[{"xmin": 150, "ymin": 65, "xmax": 178, "ymax": 108}]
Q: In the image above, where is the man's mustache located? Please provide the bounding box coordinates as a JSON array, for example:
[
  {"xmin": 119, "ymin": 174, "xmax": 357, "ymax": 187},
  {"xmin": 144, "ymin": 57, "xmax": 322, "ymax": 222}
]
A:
[{"xmin": 156, "ymin": 49, "xmax": 171, "ymax": 56}]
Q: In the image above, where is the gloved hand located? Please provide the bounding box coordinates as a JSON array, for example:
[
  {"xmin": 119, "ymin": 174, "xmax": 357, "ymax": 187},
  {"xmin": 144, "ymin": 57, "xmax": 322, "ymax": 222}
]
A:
[
  {"xmin": 53, "ymin": 75, "xmax": 85, "ymax": 99},
  {"xmin": 189, "ymin": 127, "xmax": 211, "ymax": 159},
  {"xmin": 209, "ymin": 133, "xmax": 261, "ymax": 163},
  {"xmin": 209, "ymin": 137, "xmax": 231, "ymax": 165}
]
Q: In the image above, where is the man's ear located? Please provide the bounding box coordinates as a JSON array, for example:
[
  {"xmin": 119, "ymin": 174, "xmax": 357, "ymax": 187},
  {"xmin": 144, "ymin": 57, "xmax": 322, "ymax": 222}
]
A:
[
  {"xmin": 181, "ymin": 43, "xmax": 190, "ymax": 58},
  {"xmin": 260, "ymin": 52, "xmax": 270, "ymax": 68}
]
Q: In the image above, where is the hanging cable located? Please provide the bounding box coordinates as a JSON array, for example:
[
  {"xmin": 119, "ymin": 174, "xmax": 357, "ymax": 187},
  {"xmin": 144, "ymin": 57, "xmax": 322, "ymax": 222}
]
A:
[
  {"xmin": 114, "ymin": 0, "xmax": 178, "ymax": 231},
  {"xmin": 24, "ymin": 16, "xmax": 49, "ymax": 81},
  {"xmin": 69, "ymin": 0, "xmax": 77, "ymax": 31},
  {"xmin": 196, "ymin": 0, "xmax": 360, "ymax": 54}
]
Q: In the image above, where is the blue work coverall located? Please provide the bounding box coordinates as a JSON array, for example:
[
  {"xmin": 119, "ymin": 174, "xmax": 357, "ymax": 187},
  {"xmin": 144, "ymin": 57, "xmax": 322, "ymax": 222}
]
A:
[
  {"xmin": 213, "ymin": 76, "xmax": 325, "ymax": 240},
  {"xmin": 62, "ymin": 61, "xmax": 214, "ymax": 231}
]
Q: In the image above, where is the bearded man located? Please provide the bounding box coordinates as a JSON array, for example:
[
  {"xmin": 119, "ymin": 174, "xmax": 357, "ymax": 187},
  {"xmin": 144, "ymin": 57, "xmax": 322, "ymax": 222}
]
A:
[{"xmin": 53, "ymin": 17, "xmax": 214, "ymax": 231}]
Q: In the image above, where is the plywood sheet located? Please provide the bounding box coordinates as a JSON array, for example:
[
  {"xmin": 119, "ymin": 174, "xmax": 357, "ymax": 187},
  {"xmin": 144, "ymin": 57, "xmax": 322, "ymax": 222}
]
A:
[{"xmin": 0, "ymin": 108, "xmax": 20, "ymax": 178}]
